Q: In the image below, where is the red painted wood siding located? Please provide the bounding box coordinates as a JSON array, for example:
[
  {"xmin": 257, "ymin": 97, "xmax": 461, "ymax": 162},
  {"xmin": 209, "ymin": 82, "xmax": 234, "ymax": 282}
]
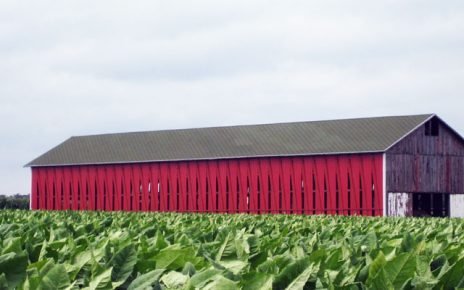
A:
[{"xmin": 30, "ymin": 154, "xmax": 384, "ymax": 216}]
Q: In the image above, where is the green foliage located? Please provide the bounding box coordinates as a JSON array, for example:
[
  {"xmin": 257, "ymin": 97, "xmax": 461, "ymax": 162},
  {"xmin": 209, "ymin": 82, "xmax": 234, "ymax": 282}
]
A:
[
  {"xmin": 0, "ymin": 210, "xmax": 463, "ymax": 289},
  {"xmin": 0, "ymin": 195, "xmax": 29, "ymax": 210}
]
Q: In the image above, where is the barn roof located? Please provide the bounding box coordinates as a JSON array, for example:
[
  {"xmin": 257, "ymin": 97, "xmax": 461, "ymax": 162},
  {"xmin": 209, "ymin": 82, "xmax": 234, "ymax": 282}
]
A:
[{"xmin": 26, "ymin": 114, "xmax": 436, "ymax": 167}]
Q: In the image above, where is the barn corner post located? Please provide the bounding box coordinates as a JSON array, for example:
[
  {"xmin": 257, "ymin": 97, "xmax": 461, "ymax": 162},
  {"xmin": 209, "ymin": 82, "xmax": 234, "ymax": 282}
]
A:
[{"xmin": 382, "ymin": 153, "xmax": 387, "ymax": 217}]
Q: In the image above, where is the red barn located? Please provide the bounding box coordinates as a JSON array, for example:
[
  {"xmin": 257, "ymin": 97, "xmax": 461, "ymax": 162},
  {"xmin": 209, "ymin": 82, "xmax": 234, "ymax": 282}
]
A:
[{"xmin": 26, "ymin": 114, "xmax": 464, "ymax": 217}]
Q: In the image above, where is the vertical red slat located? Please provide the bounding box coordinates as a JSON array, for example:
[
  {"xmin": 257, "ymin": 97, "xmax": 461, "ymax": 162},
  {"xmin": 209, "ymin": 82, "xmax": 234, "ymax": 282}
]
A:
[
  {"xmin": 259, "ymin": 159, "xmax": 270, "ymax": 213},
  {"xmin": 314, "ymin": 158, "xmax": 326, "ymax": 215},
  {"xmin": 338, "ymin": 158, "xmax": 349, "ymax": 215},
  {"xmin": 109, "ymin": 165, "xmax": 118, "ymax": 211},
  {"xmin": 71, "ymin": 167, "xmax": 79, "ymax": 210},
  {"xmin": 46, "ymin": 167, "xmax": 55, "ymax": 210},
  {"xmin": 326, "ymin": 157, "xmax": 339, "ymax": 215},
  {"xmin": 169, "ymin": 163, "xmax": 179, "ymax": 212},
  {"xmin": 207, "ymin": 161, "xmax": 218, "ymax": 212},
  {"xmin": 159, "ymin": 163, "xmax": 169, "ymax": 212},
  {"xmin": 217, "ymin": 160, "xmax": 228, "ymax": 213},
  {"xmin": 31, "ymin": 169, "xmax": 37, "ymax": 209},
  {"xmin": 132, "ymin": 165, "xmax": 142, "ymax": 212},
  {"xmin": 249, "ymin": 159, "xmax": 260, "ymax": 214},
  {"xmin": 141, "ymin": 164, "xmax": 151, "ymax": 211},
  {"xmin": 198, "ymin": 161, "xmax": 208, "ymax": 212},
  {"xmin": 80, "ymin": 166, "xmax": 90, "ymax": 210},
  {"xmin": 350, "ymin": 156, "xmax": 362, "ymax": 215},
  {"xmin": 362, "ymin": 156, "xmax": 374, "ymax": 216},
  {"xmin": 270, "ymin": 159, "xmax": 281, "ymax": 214},
  {"xmin": 114, "ymin": 166, "xmax": 124, "ymax": 211},
  {"xmin": 95, "ymin": 167, "xmax": 104, "ymax": 210},
  {"xmin": 123, "ymin": 166, "xmax": 132, "ymax": 211},
  {"xmin": 87, "ymin": 166, "xmax": 96, "ymax": 211},
  {"xmin": 281, "ymin": 158, "xmax": 293, "ymax": 214},
  {"xmin": 178, "ymin": 162, "xmax": 188, "ymax": 212},
  {"xmin": 53, "ymin": 167, "xmax": 63, "ymax": 210},
  {"xmin": 39, "ymin": 169, "xmax": 47, "ymax": 210},
  {"xmin": 238, "ymin": 160, "xmax": 250, "ymax": 213},
  {"xmin": 105, "ymin": 165, "xmax": 116, "ymax": 211},
  {"xmin": 373, "ymin": 155, "xmax": 384, "ymax": 216},
  {"xmin": 151, "ymin": 163, "xmax": 160, "ymax": 211},
  {"xmin": 102, "ymin": 166, "xmax": 112, "ymax": 211},
  {"xmin": 228, "ymin": 160, "xmax": 239, "ymax": 213},
  {"xmin": 63, "ymin": 168, "xmax": 71, "ymax": 210},
  {"xmin": 187, "ymin": 162, "xmax": 197, "ymax": 212},
  {"xmin": 303, "ymin": 158, "xmax": 314, "ymax": 214},
  {"xmin": 293, "ymin": 158, "xmax": 303, "ymax": 214}
]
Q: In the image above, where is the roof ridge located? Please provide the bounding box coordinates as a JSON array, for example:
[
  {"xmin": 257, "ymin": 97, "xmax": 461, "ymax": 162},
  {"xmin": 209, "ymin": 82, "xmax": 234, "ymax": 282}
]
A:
[{"xmin": 72, "ymin": 113, "xmax": 434, "ymax": 139}]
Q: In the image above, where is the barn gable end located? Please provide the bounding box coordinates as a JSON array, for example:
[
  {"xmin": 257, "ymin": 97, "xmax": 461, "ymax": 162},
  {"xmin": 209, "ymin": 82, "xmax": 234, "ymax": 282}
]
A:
[{"xmin": 385, "ymin": 116, "xmax": 464, "ymax": 217}]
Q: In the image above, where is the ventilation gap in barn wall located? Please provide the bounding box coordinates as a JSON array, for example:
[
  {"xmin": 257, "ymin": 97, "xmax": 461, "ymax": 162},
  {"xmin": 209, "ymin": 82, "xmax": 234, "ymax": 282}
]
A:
[
  {"xmin": 246, "ymin": 176, "xmax": 250, "ymax": 213},
  {"xmin": 312, "ymin": 174, "xmax": 316, "ymax": 215},
  {"xmin": 130, "ymin": 181, "xmax": 134, "ymax": 211},
  {"xmin": 185, "ymin": 178, "xmax": 189, "ymax": 211},
  {"xmin": 111, "ymin": 182, "xmax": 115, "ymax": 211},
  {"xmin": 289, "ymin": 175, "xmax": 293, "ymax": 214},
  {"xmin": 167, "ymin": 179, "xmax": 171, "ymax": 211},
  {"xmin": 61, "ymin": 182, "xmax": 64, "ymax": 209},
  {"xmin": 120, "ymin": 180, "xmax": 124, "ymax": 211},
  {"xmin": 267, "ymin": 175, "xmax": 272, "ymax": 213},
  {"xmin": 371, "ymin": 174, "xmax": 375, "ymax": 216},
  {"xmin": 347, "ymin": 173, "xmax": 351, "ymax": 216},
  {"xmin": 236, "ymin": 177, "xmax": 240, "ymax": 212},
  {"xmin": 52, "ymin": 183, "xmax": 56, "ymax": 210},
  {"xmin": 102, "ymin": 181, "xmax": 107, "ymax": 211},
  {"xmin": 195, "ymin": 178, "xmax": 199, "ymax": 212},
  {"xmin": 279, "ymin": 176, "xmax": 283, "ymax": 214},
  {"xmin": 94, "ymin": 180, "xmax": 97, "ymax": 211},
  {"xmin": 359, "ymin": 175, "xmax": 363, "ymax": 216},
  {"xmin": 257, "ymin": 176, "xmax": 261, "ymax": 214},
  {"xmin": 323, "ymin": 177, "xmax": 328, "ymax": 215},
  {"xmin": 301, "ymin": 179, "xmax": 305, "ymax": 215},
  {"xmin": 68, "ymin": 183, "xmax": 72, "ymax": 209},
  {"xmin": 225, "ymin": 176, "xmax": 229, "ymax": 212},
  {"xmin": 77, "ymin": 183, "xmax": 81, "ymax": 210},
  {"xmin": 139, "ymin": 180, "xmax": 143, "ymax": 211},
  {"xmin": 216, "ymin": 177, "xmax": 219, "ymax": 213},
  {"xmin": 205, "ymin": 177, "xmax": 209, "ymax": 212},
  {"xmin": 335, "ymin": 175, "xmax": 339, "ymax": 215},
  {"xmin": 176, "ymin": 178, "xmax": 180, "ymax": 212}
]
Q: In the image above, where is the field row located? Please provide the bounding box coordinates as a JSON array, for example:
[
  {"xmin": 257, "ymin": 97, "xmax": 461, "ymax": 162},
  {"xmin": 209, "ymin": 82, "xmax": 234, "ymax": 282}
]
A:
[{"xmin": 0, "ymin": 211, "xmax": 463, "ymax": 289}]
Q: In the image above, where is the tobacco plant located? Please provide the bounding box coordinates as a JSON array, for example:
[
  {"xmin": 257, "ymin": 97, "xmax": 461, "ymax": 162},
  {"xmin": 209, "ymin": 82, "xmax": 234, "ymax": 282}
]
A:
[{"xmin": 0, "ymin": 210, "xmax": 463, "ymax": 289}]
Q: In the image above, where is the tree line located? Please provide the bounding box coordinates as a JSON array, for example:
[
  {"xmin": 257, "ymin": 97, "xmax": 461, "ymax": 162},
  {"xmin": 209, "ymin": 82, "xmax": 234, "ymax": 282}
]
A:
[{"xmin": 0, "ymin": 194, "xmax": 30, "ymax": 210}]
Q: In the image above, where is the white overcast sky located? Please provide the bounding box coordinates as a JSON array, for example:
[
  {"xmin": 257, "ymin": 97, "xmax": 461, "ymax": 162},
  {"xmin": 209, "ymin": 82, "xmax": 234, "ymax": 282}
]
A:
[{"xmin": 1, "ymin": 0, "xmax": 463, "ymax": 195}]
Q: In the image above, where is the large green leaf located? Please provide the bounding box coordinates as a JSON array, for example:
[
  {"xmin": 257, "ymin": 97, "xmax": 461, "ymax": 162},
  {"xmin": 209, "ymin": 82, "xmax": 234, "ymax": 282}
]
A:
[
  {"xmin": 127, "ymin": 269, "xmax": 164, "ymax": 290},
  {"xmin": 87, "ymin": 267, "xmax": 113, "ymax": 290},
  {"xmin": 242, "ymin": 272, "xmax": 273, "ymax": 290},
  {"xmin": 273, "ymin": 257, "xmax": 315, "ymax": 289},
  {"xmin": 188, "ymin": 268, "xmax": 223, "ymax": 289},
  {"xmin": 38, "ymin": 264, "xmax": 71, "ymax": 290},
  {"xmin": 154, "ymin": 245, "xmax": 200, "ymax": 270},
  {"xmin": 436, "ymin": 257, "xmax": 464, "ymax": 289},
  {"xmin": 383, "ymin": 253, "xmax": 416, "ymax": 289},
  {"xmin": 160, "ymin": 271, "xmax": 189, "ymax": 288},
  {"xmin": 0, "ymin": 251, "xmax": 28, "ymax": 288},
  {"xmin": 110, "ymin": 244, "xmax": 137, "ymax": 287},
  {"xmin": 203, "ymin": 276, "xmax": 239, "ymax": 290}
]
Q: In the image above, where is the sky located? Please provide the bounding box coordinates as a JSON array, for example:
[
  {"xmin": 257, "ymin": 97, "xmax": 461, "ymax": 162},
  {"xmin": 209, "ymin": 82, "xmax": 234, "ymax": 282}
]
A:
[{"xmin": 1, "ymin": 0, "xmax": 463, "ymax": 195}]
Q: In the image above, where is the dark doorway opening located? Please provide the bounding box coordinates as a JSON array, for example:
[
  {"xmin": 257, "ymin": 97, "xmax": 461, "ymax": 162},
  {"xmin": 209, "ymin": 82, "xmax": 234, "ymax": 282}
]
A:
[{"xmin": 413, "ymin": 193, "xmax": 449, "ymax": 217}]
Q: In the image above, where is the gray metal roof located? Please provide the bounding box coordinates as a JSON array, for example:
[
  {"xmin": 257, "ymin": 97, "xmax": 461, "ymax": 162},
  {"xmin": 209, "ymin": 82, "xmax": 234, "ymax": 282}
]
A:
[{"xmin": 26, "ymin": 114, "xmax": 435, "ymax": 167}]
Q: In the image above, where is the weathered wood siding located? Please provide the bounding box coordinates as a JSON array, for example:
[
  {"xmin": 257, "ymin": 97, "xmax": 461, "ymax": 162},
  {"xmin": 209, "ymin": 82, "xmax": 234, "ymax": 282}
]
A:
[{"xmin": 386, "ymin": 118, "xmax": 464, "ymax": 194}]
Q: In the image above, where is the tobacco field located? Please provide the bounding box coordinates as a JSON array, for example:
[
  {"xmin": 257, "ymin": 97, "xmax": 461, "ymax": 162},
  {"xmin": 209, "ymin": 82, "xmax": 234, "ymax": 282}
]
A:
[{"xmin": 0, "ymin": 211, "xmax": 463, "ymax": 289}]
